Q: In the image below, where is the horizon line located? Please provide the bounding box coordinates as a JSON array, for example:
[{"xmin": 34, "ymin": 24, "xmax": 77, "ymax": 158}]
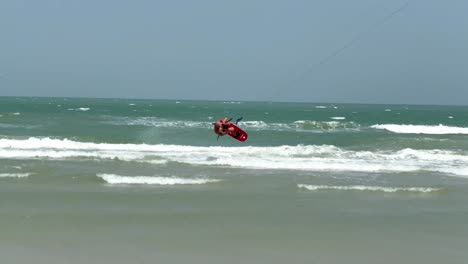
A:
[{"xmin": 0, "ymin": 95, "xmax": 467, "ymax": 107}]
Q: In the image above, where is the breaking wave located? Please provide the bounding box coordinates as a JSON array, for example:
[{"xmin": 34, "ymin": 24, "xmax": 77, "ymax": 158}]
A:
[{"xmin": 1, "ymin": 138, "xmax": 468, "ymax": 177}]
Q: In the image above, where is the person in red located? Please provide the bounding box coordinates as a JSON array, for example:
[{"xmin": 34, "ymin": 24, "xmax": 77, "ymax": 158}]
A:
[{"xmin": 213, "ymin": 118, "xmax": 235, "ymax": 136}]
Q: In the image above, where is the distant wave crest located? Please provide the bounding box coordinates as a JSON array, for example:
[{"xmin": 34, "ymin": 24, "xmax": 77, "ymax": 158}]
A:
[
  {"xmin": 293, "ymin": 120, "xmax": 358, "ymax": 130},
  {"xmin": 106, "ymin": 117, "xmax": 359, "ymax": 132},
  {"xmin": 372, "ymin": 124, "xmax": 468, "ymax": 134}
]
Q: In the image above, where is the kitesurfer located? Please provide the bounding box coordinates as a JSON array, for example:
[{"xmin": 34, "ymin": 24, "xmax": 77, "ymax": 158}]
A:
[{"xmin": 213, "ymin": 118, "xmax": 234, "ymax": 136}]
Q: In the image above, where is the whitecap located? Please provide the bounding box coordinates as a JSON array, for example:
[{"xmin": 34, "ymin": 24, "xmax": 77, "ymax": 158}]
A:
[
  {"xmin": 241, "ymin": 121, "xmax": 269, "ymax": 129},
  {"xmin": 371, "ymin": 124, "xmax": 468, "ymax": 135},
  {"xmin": 297, "ymin": 184, "xmax": 441, "ymax": 193},
  {"xmin": 67, "ymin": 108, "xmax": 90, "ymax": 111},
  {"xmin": 97, "ymin": 174, "xmax": 220, "ymax": 185},
  {"xmin": 0, "ymin": 173, "xmax": 31, "ymax": 178}
]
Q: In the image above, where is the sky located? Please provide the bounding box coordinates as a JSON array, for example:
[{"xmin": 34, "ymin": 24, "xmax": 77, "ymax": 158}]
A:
[{"xmin": 0, "ymin": 0, "xmax": 467, "ymax": 104}]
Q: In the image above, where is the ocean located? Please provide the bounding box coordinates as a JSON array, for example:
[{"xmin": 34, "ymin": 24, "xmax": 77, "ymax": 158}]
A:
[{"xmin": 1, "ymin": 96, "xmax": 468, "ymax": 264}]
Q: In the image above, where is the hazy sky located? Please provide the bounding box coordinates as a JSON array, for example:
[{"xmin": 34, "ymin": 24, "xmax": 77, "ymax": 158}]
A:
[{"xmin": 1, "ymin": 0, "xmax": 467, "ymax": 104}]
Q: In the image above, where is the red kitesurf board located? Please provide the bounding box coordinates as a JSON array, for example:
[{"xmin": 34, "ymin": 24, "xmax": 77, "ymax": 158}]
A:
[{"xmin": 227, "ymin": 124, "xmax": 248, "ymax": 142}]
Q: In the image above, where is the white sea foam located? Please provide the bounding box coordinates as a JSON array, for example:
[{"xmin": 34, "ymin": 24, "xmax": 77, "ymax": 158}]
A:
[
  {"xmin": 144, "ymin": 159, "xmax": 169, "ymax": 165},
  {"xmin": 0, "ymin": 173, "xmax": 31, "ymax": 178},
  {"xmin": 68, "ymin": 108, "xmax": 90, "ymax": 111},
  {"xmin": 297, "ymin": 184, "xmax": 441, "ymax": 193},
  {"xmin": 243, "ymin": 120, "xmax": 358, "ymax": 131},
  {"xmin": 97, "ymin": 174, "xmax": 219, "ymax": 185},
  {"xmin": 241, "ymin": 121, "xmax": 269, "ymax": 129},
  {"xmin": 116, "ymin": 118, "xmax": 209, "ymax": 128},
  {"xmin": 13, "ymin": 112, "xmax": 21, "ymax": 115},
  {"xmin": 330, "ymin": 117, "xmax": 346, "ymax": 120},
  {"xmin": 372, "ymin": 124, "xmax": 468, "ymax": 134},
  {"xmin": 294, "ymin": 120, "xmax": 359, "ymax": 130},
  {"xmin": 315, "ymin": 106, "xmax": 327, "ymax": 109},
  {"xmin": 1, "ymin": 138, "xmax": 468, "ymax": 176}
]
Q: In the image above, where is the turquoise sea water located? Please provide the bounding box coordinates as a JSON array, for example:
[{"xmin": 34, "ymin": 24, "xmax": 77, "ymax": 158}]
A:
[{"xmin": 1, "ymin": 97, "xmax": 468, "ymax": 263}]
